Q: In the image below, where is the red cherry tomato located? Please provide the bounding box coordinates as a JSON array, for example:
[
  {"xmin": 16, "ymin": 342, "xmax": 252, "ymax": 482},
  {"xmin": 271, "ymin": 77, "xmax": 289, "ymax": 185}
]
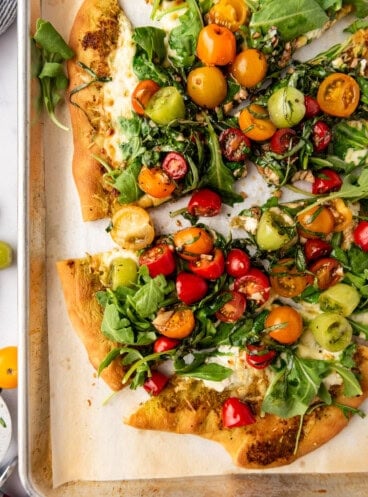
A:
[
  {"xmin": 234, "ymin": 268, "xmax": 270, "ymax": 306},
  {"xmin": 131, "ymin": 79, "xmax": 160, "ymax": 115},
  {"xmin": 222, "ymin": 397, "xmax": 256, "ymax": 428},
  {"xmin": 312, "ymin": 168, "xmax": 342, "ymax": 195},
  {"xmin": 304, "ymin": 95, "xmax": 320, "ymax": 119},
  {"xmin": 304, "ymin": 238, "xmax": 332, "ymax": 262},
  {"xmin": 187, "ymin": 189, "xmax": 222, "ymax": 217},
  {"xmin": 139, "ymin": 243, "xmax": 176, "ymax": 278},
  {"xmin": 143, "ymin": 371, "xmax": 169, "ymax": 396},
  {"xmin": 188, "ymin": 248, "xmax": 225, "ymax": 280},
  {"xmin": 312, "ymin": 121, "xmax": 332, "ymax": 152},
  {"xmin": 215, "ymin": 291, "xmax": 246, "ymax": 323},
  {"xmin": 353, "ymin": 221, "xmax": 368, "ymax": 251},
  {"xmin": 176, "ymin": 272, "xmax": 208, "ymax": 304},
  {"xmin": 309, "ymin": 257, "xmax": 344, "ymax": 290},
  {"xmin": 219, "ymin": 128, "xmax": 251, "ymax": 162},
  {"xmin": 153, "ymin": 336, "xmax": 180, "ymax": 354},
  {"xmin": 245, "ymin": 344, "xmax": 276, "ymax": 369},
  {"xmin": 225, "ymin": 248, "xmax": 251, "ymax": 278},
  {"xmin": 269, "ymin": 128, "xmax": 298, "ymax": 155},
  {"xmin": 162, "ymin": 152, "xmax": 188, "ymax": 180}
]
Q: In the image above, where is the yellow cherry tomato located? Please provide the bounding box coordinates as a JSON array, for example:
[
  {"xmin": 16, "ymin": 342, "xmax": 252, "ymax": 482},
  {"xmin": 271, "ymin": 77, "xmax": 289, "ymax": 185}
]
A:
[
  {"xmin": 266, "ymin": 306, "xmax": 303, "ymax": 344},
  {"xmin": 230, "ymin": 49, "xmax": 268, "ymax": 88},
  {"xmin": 297, "ymin": 205, "xmax": 335, "ymax": 238},
  {"xmin": 110, "ymin": 205, "xmax": 155, "ymax": 250},
  {"xmin": 196, "ymin": 24, "xmax": 236, "ymax": 66},
  {"xmin": 207, "ymin": 0, "xmax": 249, "ymax": 31},
  {"xmin": 173, "ymin": 226, "xmax": 214, "ymax": 261},
  {"xmin": 153, "ymin": 308, "xmax": 195, "ymax": 339},
  {"xmin": 317, "ymin": 73, "xmax": 360, "ymax": 118},
  {"xmin": 138, "ymin": 166, "xmax": 176, "ymax": 199},
  {"xmin": 329, "ymin": 198, "xmax": 353, "ymax": 232},
  {"xmin": 238, "ymin": 104, "xmax": 276, "ymax": 141},
  {"xmin": 187, "ymin": 66, "xmax": 227, "ymax": 108},
  {"xmin": 0, "ymin": 346, "xmax": 18, "ymax": 389}
]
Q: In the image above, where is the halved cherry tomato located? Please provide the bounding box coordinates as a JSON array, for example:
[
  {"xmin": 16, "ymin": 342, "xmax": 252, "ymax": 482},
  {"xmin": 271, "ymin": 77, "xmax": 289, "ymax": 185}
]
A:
[
  {"xmin": 139, "ymin": 243, "xmax": 176, "ymax": 278},
  {"xmin": 153, "ymin": 336, "xmax": 180, "ymax": 354},
  {"xmin": 238, "ymin": 104, "xmax": 276, "ymax": 141},
  {"xmin": 176, "ymin": 272, "xmax": 208, "ymax": 304},
  {"xmin": 219, "ymin": 128, "xmax": 251, "ymax": 162},
  {"xmin": 329, "ymin": 198, "xmax": 353, "ymax": 232},
  {"xmin": 215, "ymin": 291, "xmax": 246, "ymax": 323},
  {"xmin": 225, "ymin": 248, "xmax": 250, "ymax": 278},
  {"xmin": 270, "ymin": 258, "xmax": 311, "ymax": 298},
  {"xmin": 309, "ymin": 257, "xmax": 344, "ymax": 290},
  {"xmin": 312, "ymin": 121, "xmax": 332, "ymax": 152},
  {"xmin": 0, "ymin": 346, "xmax": 18, "ymax": 389},
  {"xmin": 265, "ymin": 306, "xmax": 303, "ymax": 344},
  {"xmin": 270, "ymin": 128, "xmax": 298, "ymax": 154},
  {"xmin": 187, "ymin": 67, "xmax": 227, "ymax": 108},
  {"xmin": 230, "ymin": 49, "xmax": 268, "ymax": 88},
  {"xmin": 234, "ymin": 268, "xmax": 270, "ymax": 306},
  {"xmin": 353, "ymin": 221, "xmax": 368, "ymax": 251},
  {"xmin": 110, "ymin": 206, "xmax": 155, "ymax": 250},
  {"xmin": 304, "ymin": 95, "xmax": 320, "ymax": 119},
  {"xmin": 312, "ymin": 168, "xmax": 342, "ymax": 194},
  {"xmin": 131, "ymin": 79, "xmax": 160, "ymax": 115},
  {"xmin": 187, "ymin": 189, "xmax": 222, "ymax": 217},
  {"xmin": 143, "ymin": 371, "xmax": 169, "ymax": 396},
  {"xmin": 138, "ymin": 166, "xmax": 176, "ymax": 198},
  {"xmin": 304, "ymin": 238, "xmax": 332, "ymax": 262},
  {"xmin": 245, "ymin": 344, "xmax": 276, "ymax": 369},
  {"xmin": 173, "ymin": 226, "xmax": 214, "ymax": 261},
  {"xmin": 162, "ymin": 152, "xmax": 188, "ymax": 180},
  {"xmin": 196, "ymin": 24, "xmax": 236, "ymax": 66},
  {"xmin": 317, "ymin": 73, "xmax": 360, "ymax": 118},
  {"xmin": 188, "ymin": 248, "xmax": 225, "ymax": 279},
  {"xmin": 297, "ymin": 205, "xmax": 335, "ymax": 238},
  {"xmin": 153, "ymin": 308, "xmax": 195, "ymax": 338},
  {"xmin": 207, "ymin": 0, "xmax": 249, "ymax": 31},
  {"xmin": 222, "ymin": 397, "xmax": 256, "ymax": 428}
]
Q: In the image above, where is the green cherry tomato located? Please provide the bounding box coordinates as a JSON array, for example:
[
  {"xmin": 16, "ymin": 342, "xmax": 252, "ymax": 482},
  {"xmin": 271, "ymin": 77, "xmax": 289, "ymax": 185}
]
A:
[
  {"xmin": 145, "ymin": 86, "xmax": 185, "ymax": 125},
  {"xmin": 256, "ymin": 208, "xmax": 295, "ymax": 251},
  {"xmin": 319, "ymin": 283, "xmax": 360, "ymax": 317},
  {"xmin": 0, "ymin": 241, "xmax": 12, "ymax": 269},
  {"xmin": 267, "ymin": 87, "xmax": 306, "ymax": 128},
  {"xmin": 309, "ymin": 312, "xmax": 352, "ymax": 352},
  {"xmin": 111, "ymin": 257, "xmax": 138, "ymax": 290}
]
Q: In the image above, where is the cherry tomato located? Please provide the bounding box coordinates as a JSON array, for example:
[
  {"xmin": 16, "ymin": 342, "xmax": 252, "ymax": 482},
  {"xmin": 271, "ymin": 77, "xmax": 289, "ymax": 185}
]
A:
[
  {"xmin": 304, "ymin": 95, "xmax": 320, "ymax": 119},
  {"xmin": 207, "ymin": 0, "xmax": 249, "ymax": 31},
  {"xmin": 222, "ymin": 397, "xmax": 256, "ymax": 428},
  {"xmin": 145, "ymin": 86, "xmax": 185, "ymax": 125},
  {"xmin": 138, "ymin": 166, "xmax": 176, "ymax": 198},
  {"xmin": 110, "ymin": 257, "xmax": 138, "ymax": 290},
  {"xmin": 110, "ymin": 206, "xmax": 155, "ymax": 250},
  {"xmin": 162, "ymin": 152, "xmax": 188, "ymax": 180},
  {"xmin": 153, "ymin": 336, "xmax": 180, "ymax": 354},
  {"xmin": 139, "ymin": 243, "xmax": 176, "ymax": 278},
  {"xmin": 234, "ymin": 268, "xmax": 270, "ymax": 306},
  {"xmin": 215, "ymin": 291, "xmax": 246, "ymax": 323},
  {"xmin": 238, "ymin": 104, "xmax": 276, "ymax": 141},
  {"xmin": 219, "ymin": 128, "xmax": 251, "ymax": 162},
  {"xmin": 143, "ymin": 371, "xmax": 169, "ymax": 396},
  {"xmin": 188, "ymin": 248, "xmax": 225, "ymax": 280},
  {"xmin": 196, "ymin": 24, "xmax": 236, "ymax": 66},
  {"xmin": 131, "ymin": 79, "xmax": 160, "ymax": 115},
  {"xmin": 312, "ymin": 121, "xmax": 332, "ymax": 152},
  {"xmin": 309, "ymin": 257, "xmax": 344, "ymax": 290},
  {"xmin": 153, "ymin": 308, "xmax": 196, "ymax": 338},
  {"xmin": 270, "ymin": 258, "xmax": 311, "ymax": 298},
  {"xmin": 304, "ymin": 238, "xmax": 332, "ymax": 262},
  {"xmin": 353, "ymin": 221, "xmax": 368, "ymax": 251},
  {"xmin": 265, "ymin": 306, "xmax": 303, "ymax": 344},
  {"xmin": 230, "ymin": 49, "xmax": 268, "ymax": 88},
  {"xmin": 268, "ymin": 87, "xmax": 306, "ymax": 128},
  {"xmin": 173, "ymin": 226, "xmax": 214, "ymax": 261},
  {"xmin": 187, "ymin": 189, "xmax": 222, "ymax": 217},
  {"xmin": 0, "ymin": 346, "xmax": 17, "ymax": 389},
  {"xmin": 176, "ymin": 272, "xmax": 208, "ymax": 304},
  {"xmin": 329, "ymin": 198, "xmax": 353, "ymax": 233},
  {"xmin": 187, "ymin": 67, "xmax": 227, "ymax": 108},
  {"xmin": 245, "ymin": 344, "xmax": 276, "ymax": 369},
  {"xmin": 317, "ymin": 73, "xmax": 360, "ymax": 118},
  {"xmin": 297, "ymin": 205, "xmax": 335, "ymax": 238},
  {"xmin": 225, "ymin": 248, "xmax": 250, "ymax": 278},
  {"xmin": 312, "ymin": 168, "xmax": 342, "ymax": 194},
  {"xmin": 270, "ymin": 128, "xmax": 298, "ymax": 155}
]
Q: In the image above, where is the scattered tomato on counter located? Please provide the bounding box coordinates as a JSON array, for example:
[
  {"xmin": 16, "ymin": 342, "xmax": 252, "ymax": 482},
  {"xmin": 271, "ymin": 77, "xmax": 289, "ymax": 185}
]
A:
[{"xmin": 0, "ymin": 346, "xmax": 18, "ymax": 389}]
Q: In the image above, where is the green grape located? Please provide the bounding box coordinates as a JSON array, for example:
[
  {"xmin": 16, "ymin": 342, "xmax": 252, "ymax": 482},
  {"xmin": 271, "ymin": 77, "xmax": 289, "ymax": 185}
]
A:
[
  {"xmin": 145, "ymin": 86, "xmax": 185, "ymax": 125},
  {"xmin": 319, "ymin": 283, "xmax": 360, "ymax": 317},
  {"xmin": 111, "ymin": 257, "xmax": 138, "ymax": 290},
  {"xmin": 309, "ymin": 312, "xmax": 352, "ymax": 352},
  {"xmin": 0, "ymin": 241, "xmax": 12, "ymax": 269}
]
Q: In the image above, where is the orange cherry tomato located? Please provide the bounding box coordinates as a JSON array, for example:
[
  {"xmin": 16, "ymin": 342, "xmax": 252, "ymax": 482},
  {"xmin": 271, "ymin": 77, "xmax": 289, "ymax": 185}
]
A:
[
  {"xmin": 153, "ymin": 308, "xmax": 195, "ymax": 339},
  {"xmin": 238, "ymin": 104, "xmax": 276, "ymax": 141},
  {"xmin": 317, "ymin": 73, "xmax": 360, "ymax": 118},
  {"xmin": 207, "ymin": 0, "xmax": 249, "ymax": 31},
  {"xmin": 131, "ymin": 79, "xmax": 160, "ymax": 115},
  {"xmin": 297, "ymin": 205, "xmax": 335, "ymax": 238},
  {"xmin": 138, "ymin": 166, "xmax": 176, "ymax": 198},
  {"xmin": 230, "ymin": 49, "xmax": 268, "ymax": 88},
  {"xmin": 0, "ymin": 346, "xmax": 18, "ymax": 389},
  {"xmin": 173, "ymin": 226, "xmax": 214, "ymax": 261},
  {"xmin": 270, "ymin": 258, "xmax": 311, "ymax": 298},
  {"xmin": 309, "ymin": 257, "xmax": 344, "ymax": 290},
  {"xmin": 196, "ymin": 24, "xmax": 236, "ymax": 66},
  {"xmin": 328, "ymin": 198, "xmax": 353, "ymax": 232},
  {"xmin": 266, "ymin": 306, "xmax": 303, "ymax": 345},
  {"xmin": 187, "ymin": 67, "xmax": 227, "ymax": 108}
]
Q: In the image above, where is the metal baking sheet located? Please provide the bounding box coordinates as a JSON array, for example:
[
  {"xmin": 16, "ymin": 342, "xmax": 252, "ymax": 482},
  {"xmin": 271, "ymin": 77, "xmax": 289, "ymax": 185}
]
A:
[{"xmin": 17, "ymin": 0, "xmax": 368, "ymax": 495}]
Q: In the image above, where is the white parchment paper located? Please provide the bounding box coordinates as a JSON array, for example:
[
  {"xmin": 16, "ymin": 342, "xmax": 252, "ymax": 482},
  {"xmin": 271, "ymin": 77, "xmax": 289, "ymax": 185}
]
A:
[{"xmin": 43, "ymin": 0, "xmax": 368, "ymax": 487}]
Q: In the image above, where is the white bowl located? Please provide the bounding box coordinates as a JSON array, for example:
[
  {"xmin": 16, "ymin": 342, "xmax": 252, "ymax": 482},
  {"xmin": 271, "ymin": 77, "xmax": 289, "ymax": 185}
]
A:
[{"xmin": 0, "ymin": 395, "xmax": 12, "ymax": 465}]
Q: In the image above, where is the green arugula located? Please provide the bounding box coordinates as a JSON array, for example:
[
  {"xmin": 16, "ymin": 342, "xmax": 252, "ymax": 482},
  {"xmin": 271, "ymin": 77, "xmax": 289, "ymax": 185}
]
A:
[{"xmin": 132, "ymin": 27, "xmax": 170, "ymax": 85}]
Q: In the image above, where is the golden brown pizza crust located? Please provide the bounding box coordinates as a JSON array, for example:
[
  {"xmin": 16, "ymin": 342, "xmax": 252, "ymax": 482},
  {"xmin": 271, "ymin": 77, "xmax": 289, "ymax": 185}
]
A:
[
  {"xmin": 56, "ymin": 256, "xmax": 126, "ymax": 391},
  {"xmin": 126, "ymin": 345, "xmax": 368, "ymax": 468}
]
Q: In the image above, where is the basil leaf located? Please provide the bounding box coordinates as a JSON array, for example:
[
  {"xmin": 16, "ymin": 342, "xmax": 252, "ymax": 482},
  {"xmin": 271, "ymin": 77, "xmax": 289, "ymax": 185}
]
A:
[{"xmin": 34, "ymin": 19, "xmax": 74, "ymax": 59}]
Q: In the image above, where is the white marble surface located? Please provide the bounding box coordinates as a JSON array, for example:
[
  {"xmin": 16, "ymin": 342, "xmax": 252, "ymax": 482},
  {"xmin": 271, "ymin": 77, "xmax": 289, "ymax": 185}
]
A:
[{"xmin": 0, "ymin": 19, "xmax": 28, "ymax": 497}]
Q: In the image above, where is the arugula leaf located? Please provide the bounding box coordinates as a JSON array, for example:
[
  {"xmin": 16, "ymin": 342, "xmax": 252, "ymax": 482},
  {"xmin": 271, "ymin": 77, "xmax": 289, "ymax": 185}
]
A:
[
  {"xmin": 101, "ymin": 304, "xmax": 135, "ymax": 343},
  {"xmin": 113, "ymin": 162, "xmax": 144, "ymax": 204},
  {"xmin": 332, "ymin": 121, "xmax": 368, "ymax": 167},
  {"xmin": 133, "ymin": 27, "xmax": 166, "ymax": 63},
  {"xmin": 343, "ymin": 0, "xmax": 368, "ymax": 17},
  {"xmin": 177, "ymin": 362, "xmax": 233, "ymax": 381},
  {"xmin": 33, "ymin": 19, "xmax": 74, "ymax": 60},
  {"xmin": 333, "ymin": 364, "xmax": 362, "ymax": 397},
  {"xmin": 129, "ymin": 274, "xmax": 175, "ymax": 318}
]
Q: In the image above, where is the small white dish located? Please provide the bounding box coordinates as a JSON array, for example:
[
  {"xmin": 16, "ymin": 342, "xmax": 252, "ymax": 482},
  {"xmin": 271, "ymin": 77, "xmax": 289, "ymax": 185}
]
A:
[{"xmin": 0, "ymin": 395, "xmax": 12, "ymax": 465}]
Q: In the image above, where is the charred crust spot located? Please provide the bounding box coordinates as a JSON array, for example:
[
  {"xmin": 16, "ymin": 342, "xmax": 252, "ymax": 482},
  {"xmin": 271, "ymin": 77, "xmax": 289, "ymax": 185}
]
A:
[{"xmin": 66, "ymin": 260, "xmax": 76, "ymax": 269}]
